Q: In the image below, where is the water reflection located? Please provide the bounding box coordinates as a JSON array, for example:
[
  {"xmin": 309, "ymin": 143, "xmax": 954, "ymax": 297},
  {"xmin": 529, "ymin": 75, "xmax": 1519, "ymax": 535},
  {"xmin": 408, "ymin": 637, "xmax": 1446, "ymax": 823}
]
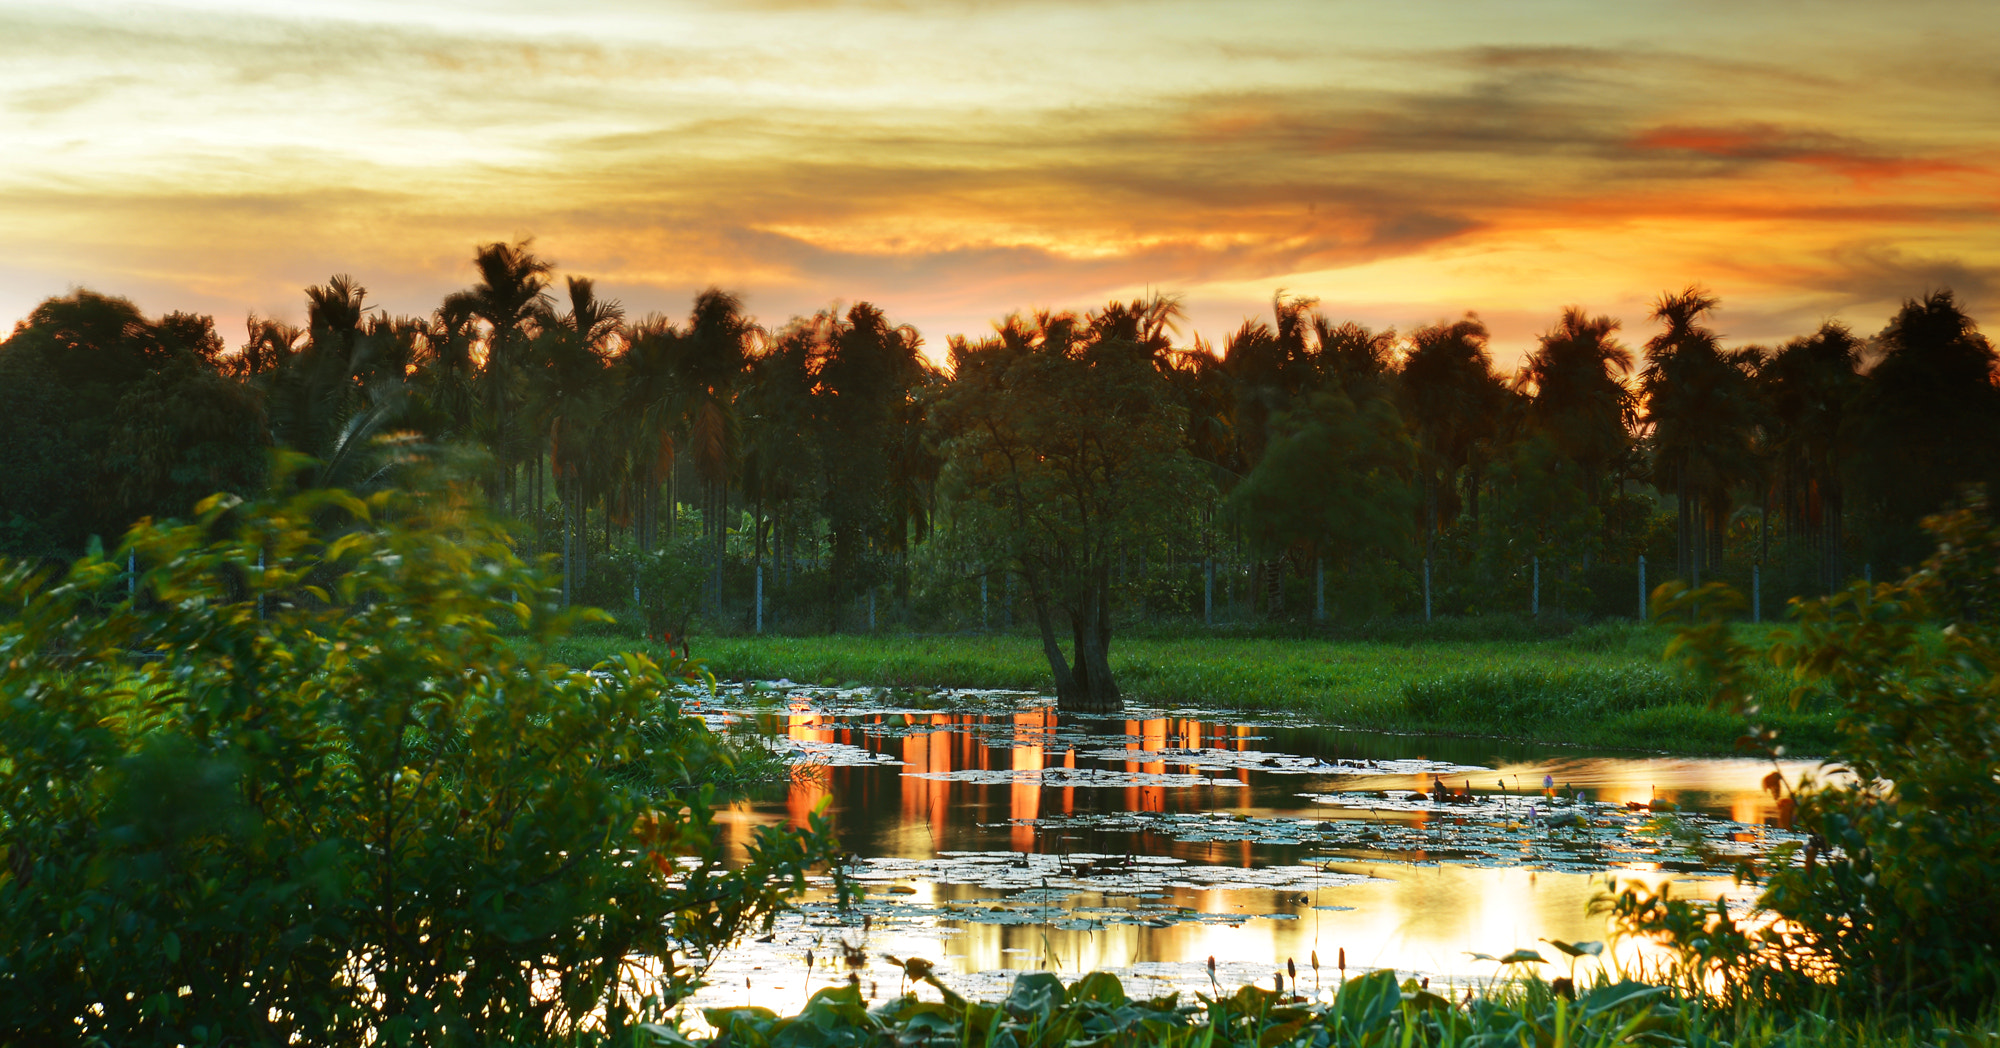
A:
[{"xmin": 710, "ymin": 690, "xmax": 1809, "ymax": 997}]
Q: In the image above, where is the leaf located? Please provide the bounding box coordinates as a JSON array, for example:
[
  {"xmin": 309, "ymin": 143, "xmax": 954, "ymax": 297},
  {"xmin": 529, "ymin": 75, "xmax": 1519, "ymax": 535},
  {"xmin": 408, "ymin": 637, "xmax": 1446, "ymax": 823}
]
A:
[
  {"xmin": 1762, "ymin": 771, "xmax": 1784, "ymax": 800},
  {"xmin": 1497, "ymin": 949, "xmax": 1547, "ymax": 965},
  {"xmin": 1539, "ymin": 938, "xmax": 1603, "ymax": 958}
]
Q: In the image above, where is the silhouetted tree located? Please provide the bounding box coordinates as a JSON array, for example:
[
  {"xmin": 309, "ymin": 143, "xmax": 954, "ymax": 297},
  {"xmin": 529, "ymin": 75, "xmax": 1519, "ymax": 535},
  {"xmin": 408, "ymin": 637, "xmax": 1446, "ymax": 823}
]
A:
[
  {"xmin": 448, "ymin": 240, "xmax": 553, "ymax": 510},
  {"xmin": 1758, "ymin": 321, "xmax": 1863, "ymax": 589},
  {"xmin": 1852, "ymin": 289, "xmax": 2000, "ymax": 568},
  {"xmin": 1641, "ymin": 287, "xmax": 1758, "ymax": 580}
]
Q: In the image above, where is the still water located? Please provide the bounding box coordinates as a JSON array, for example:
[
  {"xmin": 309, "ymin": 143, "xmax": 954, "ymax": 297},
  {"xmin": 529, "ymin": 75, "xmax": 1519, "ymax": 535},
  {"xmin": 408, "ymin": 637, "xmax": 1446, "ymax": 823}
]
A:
[{"xmin": 692, "ymin": 685, "xmax": 1815, "ymax": 1007}]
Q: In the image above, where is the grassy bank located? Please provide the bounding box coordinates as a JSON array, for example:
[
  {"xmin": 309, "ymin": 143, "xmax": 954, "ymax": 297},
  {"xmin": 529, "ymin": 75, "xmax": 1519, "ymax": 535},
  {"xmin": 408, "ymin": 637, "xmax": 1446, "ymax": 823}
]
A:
[{"xmin": 545, "ymin": 621, "xmax": 1839, "ymax": 755}]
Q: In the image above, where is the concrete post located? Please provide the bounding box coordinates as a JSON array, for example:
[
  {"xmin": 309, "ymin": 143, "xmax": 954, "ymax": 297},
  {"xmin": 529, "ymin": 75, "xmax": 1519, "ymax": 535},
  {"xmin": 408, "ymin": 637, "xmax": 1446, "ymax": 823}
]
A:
[
  {"xmin": 755, "ymin": 563, "xmax": 764, "ymax": 634},
  {"xmin": 1638, "ymin": 555, "xmax": 1647, "ymax": 621},
  {"xmin": 1314, "ymin": 557, "xmax": 1325, "ymax": 623},
  {"xmin": 1204, "ymin": 559, "xmax": 1214, "ymax": 626},
  {"xmin": 1423, "ymin": 556, "xmax": 1432, "ymax": 622}
]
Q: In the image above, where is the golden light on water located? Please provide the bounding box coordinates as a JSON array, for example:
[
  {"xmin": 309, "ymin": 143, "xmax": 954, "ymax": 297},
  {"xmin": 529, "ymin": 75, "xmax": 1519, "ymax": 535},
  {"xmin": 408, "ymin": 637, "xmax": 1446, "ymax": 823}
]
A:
[{"xmin": 711, "ymin": 701, "xmax": 1791, "ymax": 995}]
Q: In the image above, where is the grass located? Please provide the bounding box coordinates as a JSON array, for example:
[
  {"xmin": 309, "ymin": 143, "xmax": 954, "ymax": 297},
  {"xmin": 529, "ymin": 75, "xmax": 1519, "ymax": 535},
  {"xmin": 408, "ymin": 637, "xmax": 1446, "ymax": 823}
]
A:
[{"xmin": 543, "ymin": 619, "xmax": 1840, "ymax": 756}]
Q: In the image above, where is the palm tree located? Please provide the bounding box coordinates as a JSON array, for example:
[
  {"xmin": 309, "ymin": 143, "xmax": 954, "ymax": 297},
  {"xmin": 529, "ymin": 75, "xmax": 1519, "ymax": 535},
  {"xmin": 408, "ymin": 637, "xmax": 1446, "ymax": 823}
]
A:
[
  {"xmin": 1640, "ymin": 287, "xmax": 1759, "ymax": 581},
  {"xmin": 1758, "ymin": 322, "xmax": 1862, "ymax": 590},
  {"xmin": 447, "ymin": 240, "xmax": 553, "ymax": 512},
  {"xmin": 1852, "ymin": 289, "xmax": 2000, "ymax": 567},
  {"xmin": 409, "ymin": 296, "xmax": 480, "ymax": 442},
  {"xmin": 534, "ymin": 280, "xmax": 624, "ymax": 605},
  {"xmin": 1516, "ymin": 307, "xmax": 1636, "ymax": 506},
  {"xmin": 1399, "ymin": 315, "xmax": 1507, "ymax": 549}
]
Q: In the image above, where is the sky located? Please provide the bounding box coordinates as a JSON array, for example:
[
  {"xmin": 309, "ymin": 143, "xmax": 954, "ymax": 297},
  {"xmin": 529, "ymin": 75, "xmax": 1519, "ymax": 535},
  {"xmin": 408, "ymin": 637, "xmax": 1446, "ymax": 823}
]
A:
[{"xmin": 3, "ymin": 0, "xmax": 1997, "ymax": 368}]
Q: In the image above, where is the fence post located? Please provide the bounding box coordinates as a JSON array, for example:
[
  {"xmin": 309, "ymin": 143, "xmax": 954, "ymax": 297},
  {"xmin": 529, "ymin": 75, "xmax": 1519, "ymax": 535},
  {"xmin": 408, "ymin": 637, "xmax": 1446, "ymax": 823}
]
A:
[
  {"xmin": 869, "ymin": 590, "xmax": 876, "ymax": 631},
  {"xmin": 1204, "ymin": 559, "xmax": 1214, "ymax": 626},
  {"xmin": 1315, "ymin": 557, "xmax": 1325, "ymax": 623},
  {"xmin": 981, "ymin": 574, "xmax": 989, "ymax": 630},
  {"xmin": 1638, "ymin": 555, "xmax": 1646, "ymax": 621},
  {"xmin": 755, "ymin": 563, "xmax": 764, "ymax": 634},
  {"xmin": 1531, "ymin": 556, "xmax": 1540, "ymax": 618},
  {"xmin": 1423, "ymin": 556, "xmax": 1432, "ymax": 622},
  {"xmin": 1752, "ymin": 561, "xmax": 1761, "ymax": 624}
]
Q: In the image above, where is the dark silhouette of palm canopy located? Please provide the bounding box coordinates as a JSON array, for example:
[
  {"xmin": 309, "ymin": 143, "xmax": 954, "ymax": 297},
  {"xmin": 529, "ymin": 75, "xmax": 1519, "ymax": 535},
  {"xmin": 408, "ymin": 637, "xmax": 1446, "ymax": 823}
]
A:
[
  {"xmin": 1519, "ymin": 308, "xmax": 1635, "ymax": 504},
  {"xmin": 448, "ymin": 240, "xmax": 553, "ymax": 506},
  {"xmin": 1399, "ymin": 315, "xmax": 1507, "ymax": 549},
  {"xmin": 1758, "ymin": 321, "xmax": 1863, "ymax": 588},
  {"xmin": 1640, "ymin": 287, "xmax": 1760, "ymax": 580}
]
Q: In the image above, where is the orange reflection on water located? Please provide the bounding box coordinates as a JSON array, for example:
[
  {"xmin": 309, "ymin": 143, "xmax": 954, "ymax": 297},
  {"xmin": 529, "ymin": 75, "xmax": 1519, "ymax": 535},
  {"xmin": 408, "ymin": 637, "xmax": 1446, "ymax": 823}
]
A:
[
  {"xmin": 901, "ymin": 723, "xmax": 953, "ymax": 849},
  {"xmin": 1011, "ymin": 709, "xmax": 1052, "ymax": 851},
  {"xmin": 785, "ymin": 712, "xmax": 834, "ymax": 827}
]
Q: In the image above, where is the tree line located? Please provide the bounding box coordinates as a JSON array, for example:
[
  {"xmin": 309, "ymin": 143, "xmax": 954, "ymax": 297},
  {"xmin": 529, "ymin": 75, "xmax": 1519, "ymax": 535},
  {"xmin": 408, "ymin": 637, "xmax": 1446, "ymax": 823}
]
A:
[{"xmin": 3, "ymin": 240, "xmax": 1996, "ymax": 707}]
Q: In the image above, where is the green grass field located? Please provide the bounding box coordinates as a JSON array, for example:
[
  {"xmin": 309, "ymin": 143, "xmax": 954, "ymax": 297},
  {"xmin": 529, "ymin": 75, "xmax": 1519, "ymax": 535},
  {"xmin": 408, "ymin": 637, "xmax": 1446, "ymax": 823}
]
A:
[{"xmin": 545, "ymin": 620, "xmax": 1839, "ymax": 755}]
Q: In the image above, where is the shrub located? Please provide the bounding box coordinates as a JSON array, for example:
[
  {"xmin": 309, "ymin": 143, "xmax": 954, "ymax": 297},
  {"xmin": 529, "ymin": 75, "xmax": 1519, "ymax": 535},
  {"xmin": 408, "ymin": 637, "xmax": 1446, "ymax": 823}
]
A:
[
  {"xmin": 1603, "ymin": 490, "xmax": 2000, "ymax": 1013},
  {"xmin": 0, "ymin": 476, "xmax": 840, "ymax": 1045}
]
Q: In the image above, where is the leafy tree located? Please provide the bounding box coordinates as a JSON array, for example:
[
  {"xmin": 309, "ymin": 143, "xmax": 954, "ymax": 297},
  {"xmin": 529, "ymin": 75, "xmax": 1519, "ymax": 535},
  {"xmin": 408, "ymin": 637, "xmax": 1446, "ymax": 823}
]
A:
[
  {"xmin": 0, "ymin": 471, "xmax": 839, "ymax": 1045},
  {"xmin": 939, "ymin": 302, "xmax": 1197, "ymax": 709},
  {"xmin": 0, "ymin": 292, "xmax": 265, "ymax": 555},
  {"xmin": 1223, "ymin": 385, "xmax": 1416, "ymax": 614}
]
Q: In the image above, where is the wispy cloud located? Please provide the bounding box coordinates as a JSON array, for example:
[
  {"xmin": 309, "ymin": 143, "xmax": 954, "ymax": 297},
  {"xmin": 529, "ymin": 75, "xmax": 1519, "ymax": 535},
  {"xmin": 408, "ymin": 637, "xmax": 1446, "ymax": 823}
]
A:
[{"xmin": 2, "ymin": 1, "xmax": 1995, "ymax": 357}]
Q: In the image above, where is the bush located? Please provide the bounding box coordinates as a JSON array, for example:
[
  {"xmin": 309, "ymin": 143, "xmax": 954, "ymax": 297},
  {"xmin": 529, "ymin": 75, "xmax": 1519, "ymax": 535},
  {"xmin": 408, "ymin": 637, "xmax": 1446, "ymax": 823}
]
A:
[
  {"xmin": 1604, "ymin": 490, "xmax": 2000, "ymax": 1013},
  {"xmin": 0, "ymin": 477, "xmax": 840, "ymax": 1045}
]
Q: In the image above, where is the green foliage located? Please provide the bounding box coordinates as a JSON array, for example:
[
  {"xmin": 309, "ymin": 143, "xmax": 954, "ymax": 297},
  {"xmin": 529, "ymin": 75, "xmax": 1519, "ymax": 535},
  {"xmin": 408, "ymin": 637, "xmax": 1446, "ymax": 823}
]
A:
[
  {"xmin": 0, "ymin": 291, "xmax": 267, "ymax": 557},
  {"xmin": 938, "ymin": 302, "xmax": 1201, "ymax": 706},
  {"xmin": 1609, "ymin": 492, "xmax": 2000, "ymax": 1013},
  {"xmin": 1226, "ymin": 387, "xmax": 1416, "ymax": 567},
  {"xmin": 629, "ymin": 534, "xmax": 715, "ymax": 643},
  {"xmin": 0, "ymin": 473, "xmax": 840, "ymax": 1045},
  {"xmin": 680, "ymin": 966, "xmax": 1963, "ymax": 1048}
]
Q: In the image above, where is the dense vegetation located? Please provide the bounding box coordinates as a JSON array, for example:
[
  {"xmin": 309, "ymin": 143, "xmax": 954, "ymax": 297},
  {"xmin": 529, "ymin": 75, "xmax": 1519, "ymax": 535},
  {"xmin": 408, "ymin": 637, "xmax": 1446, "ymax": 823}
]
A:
[
  {"xmin": 2, "ymin": 244, "xmax": 1996, "ymax": 1037},
  {"xmin": 1608, "ymin": 495, "xmax": 2000, "ymax": 1016},
  {"xmin": 0, "ymin": 473, "xmax": 840, "ymax": 1045},
  {"xmin": 3, "ymin": 245, "xmax": 1996, "ymax": 706}
]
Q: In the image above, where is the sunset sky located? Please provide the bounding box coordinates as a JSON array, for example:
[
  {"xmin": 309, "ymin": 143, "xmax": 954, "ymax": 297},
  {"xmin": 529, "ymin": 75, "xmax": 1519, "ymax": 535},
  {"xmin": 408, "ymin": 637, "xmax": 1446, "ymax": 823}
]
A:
[{"xmin": 4, "ymin": 0, "xmax": 1997, "ymax": 367}]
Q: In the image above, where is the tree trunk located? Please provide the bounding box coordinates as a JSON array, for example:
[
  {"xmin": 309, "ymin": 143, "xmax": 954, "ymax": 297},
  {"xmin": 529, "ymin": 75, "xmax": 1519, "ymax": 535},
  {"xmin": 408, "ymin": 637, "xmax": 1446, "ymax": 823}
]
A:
[
  {"xmin": 1063, "ymin": 565, "xmax": 1121, "ymax": 713},
  {"xmin": 1676, "ymin": 475, "xmax": 1691, "ymax": 581},
  {"xmin": 1021, "ymin": 561, "xmax": 1080, "ymax": 702}
]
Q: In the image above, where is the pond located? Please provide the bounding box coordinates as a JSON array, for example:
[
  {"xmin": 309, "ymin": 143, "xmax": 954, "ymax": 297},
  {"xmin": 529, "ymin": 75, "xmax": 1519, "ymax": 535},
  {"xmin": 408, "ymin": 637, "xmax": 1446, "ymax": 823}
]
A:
[{"xmin": 686, "ymin": 683, "xmax": 1817, "ymax": 1010}]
